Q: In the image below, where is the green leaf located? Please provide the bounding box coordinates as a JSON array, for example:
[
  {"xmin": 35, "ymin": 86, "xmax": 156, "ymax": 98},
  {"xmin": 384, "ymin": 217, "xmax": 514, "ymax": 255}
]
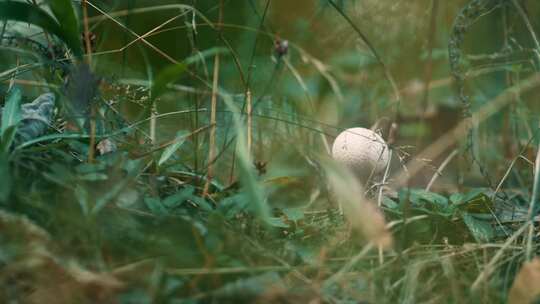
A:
[
  {"xmin": 267, "ymin": 217, "xmax": 290, "ymax": 228},
  {"xmin": 449, "ymin": 193, "xmax": 463, "ymax": 205},
  {"xmin": 49, "ymin": 0, "xmax": 81, "ymax": 57},
  {"xmin": 144, "ymin": 197, "xmax": 167, "ymax": 215},
  {"xmin": 282, "ymin": 208, "xmax": 304, "ymax": 221},
  {"xmin": 158, "ymin": 130, "xmax": 188, "ymax": 166},
  {"xmin": 218, "ymin": 193, "xmax": 249, "ymax": 219},
  {"xmin": 0, "ymin": 1, "xmax": 82, "ymax": 57},
  {"xmin": 161, "ymin": 191, "xmax": 188, "ymax": 208},
  {"xmin": 461, "ymin": 213, "xmax": 494, "ymax": 243},
  {"xmin": 190, "ymin": 195, "xmax": 213, "ymax": 211},
  {"xmin": 382, "ymin": 196, "xmax": 399, "ymax": 209},
  {"xmin": 460, "ymin": 188, "xmax": 486, "ymax": 204},
  {"xmin": 151, "ymin": 63, "xmax": 187, "ymax": 101},
  {"xmin": 0, "ymin": 126, "xmax": 17, "ymax": 153},
  {"xmin": 0, "ymin": 88, "xmax": 22, "ymax": 152},
  {"xmin": 456, "ymin": 189, "xmax": 493, "ymax": 213},
  {"xmin": 79, "ymin": 172, "xmax": 108, "ymax": 181},
  {"xmin": 1, "ymin": 87, "xmax": 22, "ymax": 135},
  {"xmin": 222, "ymin": 94, "xmax": 271, "ymax": 224},
  {"xmin": 150, "ymin": 47, "xmax": 227, "ymax": 101},
  {"xmin": 409, "ymin": 189, "xmax": 448, "ymax": 207},
  {"xmin": 74, "ymin": 184, "xmax": 89, "ymax": 215},
  {"xmin": 0, "ymin": 153, "xmax": 10, "ymax": 202}
]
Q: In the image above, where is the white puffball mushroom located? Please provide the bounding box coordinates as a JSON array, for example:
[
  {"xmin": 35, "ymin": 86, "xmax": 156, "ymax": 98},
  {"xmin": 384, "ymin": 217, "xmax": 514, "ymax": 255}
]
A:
[{"xmin": 331, "ymin": 127, "xmax": 390, "ymax": 180}]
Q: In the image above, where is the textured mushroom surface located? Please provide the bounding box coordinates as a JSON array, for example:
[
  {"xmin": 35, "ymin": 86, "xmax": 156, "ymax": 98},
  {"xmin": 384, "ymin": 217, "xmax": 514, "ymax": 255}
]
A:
[{"xmin": 331, "ymin": 127, "xmax": 390, "ymax": 178}]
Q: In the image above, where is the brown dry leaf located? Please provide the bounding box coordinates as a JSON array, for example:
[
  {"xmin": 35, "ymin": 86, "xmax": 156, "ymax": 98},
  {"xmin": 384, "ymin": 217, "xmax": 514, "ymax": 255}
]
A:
[
  {"xmin": 26, "ymin": 259, "xmax": 124, "ymax": 304},
  {"xmin": 0, "ymin": 210, "xmax": 123, "ymax": 303},
  {"xmin": 509, "ymin": 258, "xmax": 540, "ymax": 304},
  {"xmin": 325, "ymin": 162, "xmax": 393, "ymax": 249}
]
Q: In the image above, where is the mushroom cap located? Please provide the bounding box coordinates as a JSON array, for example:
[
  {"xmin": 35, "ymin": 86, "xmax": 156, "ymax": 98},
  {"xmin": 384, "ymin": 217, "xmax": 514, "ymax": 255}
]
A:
[{"xmin": 331, "ymin": 127, "xmax": 390, "ymax": 178}]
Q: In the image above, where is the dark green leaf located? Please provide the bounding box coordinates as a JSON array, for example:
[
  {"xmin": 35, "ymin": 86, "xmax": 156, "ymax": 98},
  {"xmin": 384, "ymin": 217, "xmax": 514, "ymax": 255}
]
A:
[
  {"xmin": 144, "ymin": 197, "xmax": 167, "ymax": 215},
  {"xmin": 162, "ymin": 186, "xmax": 195, "ymax": 208},
  {"xmin": 456, "ymin": 189, "xmax": 493, "ymax": 213},
  {"xmin": 382, "ymin": 196, "xmax": 399, "ymax": 209},
  {"xmin": 0, "ymin": 153, "xmax": 10, "ymax": 202},
  {"xmin": 0, "ymin": 126, "xmax": 17, "ymax": 153},
  {"xmin": 409, "ymin": 189, "xmax": 448, "ymax": 207},
  {"xmin": 74, "ymin": 184, "xmax": 89, "ymax": 215},
  {"xmin": 49, "ymin": 0, "xmax": 81, "ymax": 57},
  {"xmin": 461, "ymin": 213, "xmax": 494, "ymax": 243},
  {"xmin": 150, "ymin": 47, "xmax": 226, "ymax": 101},
  {"xmin": 0, "ymin": 1, "xmax": 82, "ymax": 57},
  {"xmin": 1, "ymin": 87, "xmax": 21, "ymax": 135},
  {"xmin": 151, "ymin": 63, "xmax": 187, "ymax": 101}
]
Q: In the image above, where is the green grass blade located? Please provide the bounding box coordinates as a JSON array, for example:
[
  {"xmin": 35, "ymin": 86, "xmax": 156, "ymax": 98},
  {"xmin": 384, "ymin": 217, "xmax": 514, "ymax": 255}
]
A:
[
  {"xmin": 0, "ymin": 126, "xmax": 17, "ymax": 153},
  {"xmin": 1, "ymin": 87, "xmax": 21, "ymax": 135},
  {"xmin": 0, "ymin": 152, "xmax": 10, "ymax": 202},
  {"xmin": 158, "ymin": 130, "xmax": 189, "ymax": 166},
  {"xmin": 49, "ymin": 0, "xmax": 82, "ymax": 57},
  {"xmin": 150, "ymin": 47, "xmax": 227, "ymax": 100},
  {"xmin": 150, "ymin": 63, "xmax": 187, "ymax": 101},
  {"xmin": 221, "ymin": 93, "xmax": 271, "ymax": 225}
]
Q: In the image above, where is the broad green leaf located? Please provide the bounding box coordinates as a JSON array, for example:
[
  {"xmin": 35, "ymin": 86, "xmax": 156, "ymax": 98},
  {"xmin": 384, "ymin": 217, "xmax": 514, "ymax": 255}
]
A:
[
  {"xmin": 461, "ymin": 213, "xmax": 494, "ymax": 243},
  {"xmin": 460, "ymin": 188, "xmax": 487, "ymax": 204},
  {"xmin": 456, "ymin": 189, "xmax": 493, "ymax": 213},
  {"xmin": 0, "ymin": 1, "xmax": 82, "ymax": 57},
  {"xmin": 158, "ymin": 130, "xmax": 188, "ymax": 166},
  {"xmin": 408, "ymin": 189, "xmax": 448, "ymax": 207},
  {"xmin": 382, "ymin": 196, "xmax": 399, "ymax": 209},
  {"xmin": 1, "ymin": 87, "xmax": 22, "ymax": 134},
  {"xmin": 144, "ymin": 197, "xmax": 167, "ymax": 215},
  {"xmin": 161, "ymin": 191, "xmax": 188, "ymax": 208},
  {"xmin": 398, "ymin": 188, "xmax": 455, "ymax": 217}
]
